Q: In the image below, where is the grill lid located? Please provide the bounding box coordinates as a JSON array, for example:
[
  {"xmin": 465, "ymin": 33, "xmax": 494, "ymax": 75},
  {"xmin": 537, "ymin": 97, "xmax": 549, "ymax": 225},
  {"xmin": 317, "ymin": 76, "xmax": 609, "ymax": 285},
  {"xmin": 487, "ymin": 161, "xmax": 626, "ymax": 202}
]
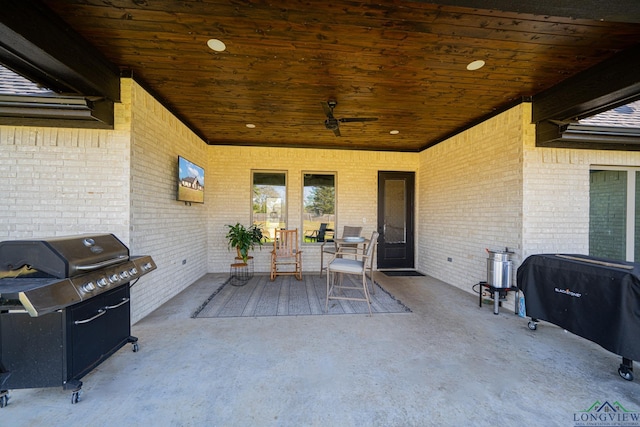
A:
[
  {"xmin": 0, "ymin": 233, "xmax": 156, "ymax": 317},
  {"xmin": 0, "ymin": 234, "xmax": 129, "ymax": 279}
]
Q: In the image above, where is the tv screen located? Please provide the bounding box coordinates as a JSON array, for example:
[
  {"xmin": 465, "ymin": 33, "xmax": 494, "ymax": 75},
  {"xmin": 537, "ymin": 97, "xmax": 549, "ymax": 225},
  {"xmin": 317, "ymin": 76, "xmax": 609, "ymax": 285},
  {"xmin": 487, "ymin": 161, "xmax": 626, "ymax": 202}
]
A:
[{"xmin": 177, "ymin": 156, "xmax": 205, "ymax": 204}]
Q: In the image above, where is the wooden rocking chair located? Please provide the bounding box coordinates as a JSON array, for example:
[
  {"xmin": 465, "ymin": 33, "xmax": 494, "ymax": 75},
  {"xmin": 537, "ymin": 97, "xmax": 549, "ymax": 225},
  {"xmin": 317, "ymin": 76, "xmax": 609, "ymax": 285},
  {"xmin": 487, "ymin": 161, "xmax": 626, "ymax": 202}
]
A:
[{"xmin": 270, "ymin": 229, "xmax": 303, "ymax": 281}]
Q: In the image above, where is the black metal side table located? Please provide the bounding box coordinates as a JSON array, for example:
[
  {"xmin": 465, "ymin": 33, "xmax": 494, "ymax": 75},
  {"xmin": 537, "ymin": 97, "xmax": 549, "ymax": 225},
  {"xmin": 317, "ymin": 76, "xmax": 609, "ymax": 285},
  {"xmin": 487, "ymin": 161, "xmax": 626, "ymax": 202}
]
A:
[{"xmin": 230, "ymin": 256, "xmax": 253, "ymax": 286}]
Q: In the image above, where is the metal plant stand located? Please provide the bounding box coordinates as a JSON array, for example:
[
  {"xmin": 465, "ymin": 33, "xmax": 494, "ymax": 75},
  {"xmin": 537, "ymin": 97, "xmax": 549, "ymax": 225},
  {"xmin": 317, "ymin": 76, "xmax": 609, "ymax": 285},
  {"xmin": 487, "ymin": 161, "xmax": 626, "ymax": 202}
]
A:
[{"xmin": 230, "ymin": 256, "xmax": 253, "ymax": 286}]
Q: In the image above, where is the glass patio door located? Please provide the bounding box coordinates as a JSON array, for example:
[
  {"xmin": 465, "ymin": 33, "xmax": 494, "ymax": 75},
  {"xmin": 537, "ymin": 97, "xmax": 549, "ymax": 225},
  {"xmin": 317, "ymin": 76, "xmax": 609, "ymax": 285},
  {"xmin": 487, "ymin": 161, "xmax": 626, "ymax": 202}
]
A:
[{"xmin": 377, "ymin": 171, "xmax": 415, "ymax": 269}]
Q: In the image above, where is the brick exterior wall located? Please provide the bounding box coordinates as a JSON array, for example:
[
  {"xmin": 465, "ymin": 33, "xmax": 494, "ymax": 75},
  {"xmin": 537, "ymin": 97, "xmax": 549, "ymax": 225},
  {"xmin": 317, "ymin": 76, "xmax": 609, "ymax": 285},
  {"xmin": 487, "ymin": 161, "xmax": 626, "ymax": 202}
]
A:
[
  {"xmin": 206, "ymin": 146, "xmax": 418, "ymax": 273},
  {"xmin": 0, "ymin": 79, "xmax": 210, "ymax": 323},
  {"xmin": 521, "ymin": 127, "xmax": 640, "ymax": 260},
  {"xmin": 0, "ymin": 115, "xmax": 130, "ymax": 240},
  {"xmin": 3, "ymin": 83, "xmax": 640, "ymax": 322},
  {"xmin": 418, "ymin": 104, "xmax": 524, "ymax": 303},
  {"xmin": 127, "ymin": 80, "xmax": 210, "ymax": 322},
  {"xmin": 419, "ymin": 102, "xmax": 640, "ymax": 310}
]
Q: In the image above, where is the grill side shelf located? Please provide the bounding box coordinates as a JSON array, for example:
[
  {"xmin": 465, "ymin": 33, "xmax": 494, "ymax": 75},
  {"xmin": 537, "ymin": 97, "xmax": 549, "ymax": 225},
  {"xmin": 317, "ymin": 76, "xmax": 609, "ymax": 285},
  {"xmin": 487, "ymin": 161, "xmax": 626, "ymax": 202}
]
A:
[{"xmin": 1, "ymin": 278, "xmax": 82, "ymax": 317}]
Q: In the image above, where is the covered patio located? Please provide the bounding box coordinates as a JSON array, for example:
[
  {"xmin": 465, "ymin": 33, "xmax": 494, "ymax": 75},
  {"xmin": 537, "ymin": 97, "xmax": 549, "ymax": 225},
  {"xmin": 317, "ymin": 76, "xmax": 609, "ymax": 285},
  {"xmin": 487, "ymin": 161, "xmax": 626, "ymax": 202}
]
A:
[
  {"xmin": 3, "ymin": 273, "xmax": 637, "ymax": 426},
  {"xmin": 2, "ymin": 2, "xmax": 640, "ymax": 425}
]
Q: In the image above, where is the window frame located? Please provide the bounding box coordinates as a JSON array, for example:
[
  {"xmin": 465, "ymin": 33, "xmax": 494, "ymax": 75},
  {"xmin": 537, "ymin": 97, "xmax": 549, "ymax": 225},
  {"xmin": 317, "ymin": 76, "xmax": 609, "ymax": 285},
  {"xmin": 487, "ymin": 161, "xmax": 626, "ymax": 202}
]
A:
[
  {"xmin": 251, "ymin": 170, "xmax": 287, "ymax": 242},
  {"xmin": 589, "ymin": 165, "xmax": 640, "ymax": 261},
  {"xmin": 302, "ymin": 171, "xmax": 337, "ymax": 245}
]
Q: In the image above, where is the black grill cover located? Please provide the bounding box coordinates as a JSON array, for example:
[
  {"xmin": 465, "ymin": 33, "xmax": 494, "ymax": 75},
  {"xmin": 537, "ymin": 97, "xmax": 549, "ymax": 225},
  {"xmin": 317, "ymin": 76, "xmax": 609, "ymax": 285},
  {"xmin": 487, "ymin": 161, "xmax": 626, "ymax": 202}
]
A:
[{"xmin": 517, "ymin": 254, "xmax": 640, "ymax": 361}]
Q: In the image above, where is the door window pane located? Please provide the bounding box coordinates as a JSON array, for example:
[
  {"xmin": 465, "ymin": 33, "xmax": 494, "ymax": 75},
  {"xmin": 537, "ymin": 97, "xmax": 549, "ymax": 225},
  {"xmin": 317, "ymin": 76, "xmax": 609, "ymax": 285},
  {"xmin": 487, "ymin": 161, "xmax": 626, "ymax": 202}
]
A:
[
  {"xmin": 252, "ymin": 171, "xmax": 286, "ymax": 242},
  {"xmin": 384, "ymin": 179, "xmax": 406, "ymax": 244},
  {"xmin": 302, "ymin": 173, "xmax": 335, "ymax": 243},
  {"xmin": 589, "ymin": 170, "xmax": 627, "ymax": 260}
]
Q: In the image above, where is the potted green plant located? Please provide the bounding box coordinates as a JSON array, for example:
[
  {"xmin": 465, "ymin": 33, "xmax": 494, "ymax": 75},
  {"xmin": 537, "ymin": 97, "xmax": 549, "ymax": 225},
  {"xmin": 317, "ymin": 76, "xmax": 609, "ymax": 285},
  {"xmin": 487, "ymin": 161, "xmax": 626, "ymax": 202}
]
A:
[{"xmin": 225, "ymin": 222, "xmax": 264, "ymax": 263}]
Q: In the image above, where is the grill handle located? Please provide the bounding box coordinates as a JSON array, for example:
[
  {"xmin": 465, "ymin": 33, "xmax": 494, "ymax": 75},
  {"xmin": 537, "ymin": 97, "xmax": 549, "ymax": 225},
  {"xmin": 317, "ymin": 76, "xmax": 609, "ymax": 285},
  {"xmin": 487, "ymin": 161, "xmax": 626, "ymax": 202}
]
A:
[
  {"xmin": 104, "ymin": 297, "xmax": 130, "ymax": 310},
  {"xmin": 73, "ymin": 297, "xmax": 129, "ymax": 325},
  {"xmin": 76, "ymin": 255, "xmax": 128, "ymax": 272},
  {"xmin": 74, "ymin": 309, "xmax": 106, "ymax": 325}
]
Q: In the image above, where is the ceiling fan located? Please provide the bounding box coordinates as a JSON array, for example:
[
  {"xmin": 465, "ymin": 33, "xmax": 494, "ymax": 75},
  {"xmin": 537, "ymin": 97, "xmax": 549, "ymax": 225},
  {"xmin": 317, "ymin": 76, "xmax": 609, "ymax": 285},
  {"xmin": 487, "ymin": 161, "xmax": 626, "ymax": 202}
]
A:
[{"xmin": 321, "ymin": 100, "xmax": 378, "ymax": 136}]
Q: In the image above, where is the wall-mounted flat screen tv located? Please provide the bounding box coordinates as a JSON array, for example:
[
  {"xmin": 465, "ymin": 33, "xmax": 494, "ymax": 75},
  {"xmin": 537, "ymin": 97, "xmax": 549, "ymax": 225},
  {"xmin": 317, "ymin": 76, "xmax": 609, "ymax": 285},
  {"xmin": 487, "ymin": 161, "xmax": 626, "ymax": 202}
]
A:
[{"xmin": 177, "ymin": 156, "xmax": 205, "ymax": 204}]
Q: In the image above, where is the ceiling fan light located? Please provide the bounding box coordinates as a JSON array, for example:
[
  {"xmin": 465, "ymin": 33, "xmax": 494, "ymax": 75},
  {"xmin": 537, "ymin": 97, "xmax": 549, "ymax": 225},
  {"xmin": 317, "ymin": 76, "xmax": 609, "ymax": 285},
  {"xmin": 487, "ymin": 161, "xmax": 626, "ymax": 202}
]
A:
[{"xmin": 207, "ymin": 39, "xmax": 226, "ymax": 52}]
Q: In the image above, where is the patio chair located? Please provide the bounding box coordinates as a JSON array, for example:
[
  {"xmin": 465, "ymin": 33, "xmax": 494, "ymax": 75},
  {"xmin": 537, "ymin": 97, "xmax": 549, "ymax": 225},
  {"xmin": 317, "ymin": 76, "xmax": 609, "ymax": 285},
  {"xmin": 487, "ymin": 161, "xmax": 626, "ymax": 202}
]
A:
[
  {"xmin": 270, "ymin": 229, "xmax": 303, "ymax": 281},
  {"xmin": 305, "ymin": 223, "xmax": 334, "ymax": 243},
  {"xmin": 320, "ymin": 225, "xmax": 362, "ymax": 276},
  {"xmin": 317, "ymin": 224, "xmax": 334, "ymax": 242},
  {"xmin": 325, "ymin": 231, "xmax": 379, "ymax": 316}
]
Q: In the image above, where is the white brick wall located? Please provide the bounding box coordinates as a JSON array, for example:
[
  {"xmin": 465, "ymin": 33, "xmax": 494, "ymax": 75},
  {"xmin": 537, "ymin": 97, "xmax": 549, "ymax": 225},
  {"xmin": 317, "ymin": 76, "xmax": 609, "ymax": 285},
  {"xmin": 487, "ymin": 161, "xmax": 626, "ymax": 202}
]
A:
[
  {"xmin": 127, "ymin": 80, "xmax": 209, "ymax": 322},
  {"xmin": 0, "ymin": 125, "xmax": 130, "ymax": 240},
  {"xmin": 521, "ymin": 116, "xmax": 640, "ymax": 259},
  {"xmin": 206, "ymin": 146, "xmax": 418, "ymax": 273},
  {"xmin": 0, "ymin": 79, "xmax": 210, "ymax": 323},
  {"xmin": 418, "ymin": 102, "xmax": 640, "ymax": 310},
  {"xmin": 418, "ymin": 105, "xmax": 524, "ymax": 303},
  {"xmin": 5, "ymin": 85, "xmax": 640, "ymax": 323},
  {"xmin": 0, "ymin": 82, "xmax": 418, "ymax": 323}
]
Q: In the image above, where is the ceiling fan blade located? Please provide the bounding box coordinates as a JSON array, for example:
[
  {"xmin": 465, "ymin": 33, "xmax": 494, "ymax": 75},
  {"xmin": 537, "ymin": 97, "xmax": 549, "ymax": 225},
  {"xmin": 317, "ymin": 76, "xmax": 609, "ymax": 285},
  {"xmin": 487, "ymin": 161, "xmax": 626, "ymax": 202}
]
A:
[
  {"xmin": 321, "ymin": 100, "xmax": 373, "ymax": 136},
  {"xmin": 321, "ymin": 102, "xmax": 334, "ymax": 118},
  {"xmin": 339, "ymin": 117, "xmax": 378, "ymax": 123}
]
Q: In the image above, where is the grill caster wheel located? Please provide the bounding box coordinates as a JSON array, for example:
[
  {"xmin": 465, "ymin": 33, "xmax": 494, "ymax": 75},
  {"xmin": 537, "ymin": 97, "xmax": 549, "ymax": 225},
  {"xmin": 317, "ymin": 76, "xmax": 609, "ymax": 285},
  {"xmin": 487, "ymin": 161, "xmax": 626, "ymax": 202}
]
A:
[
  {"xmin": 71, "ymin": 390, "xmax": 80, "ymax": 404},
  {"xmin": 528, "ymin": 321, "xmax": 537, "ymax": 330},
  {"xmin": 619, "ymin": 367, "xmax": 634, "ymax": 381},
  {"xmin": 0, "ymin": 392, "xmax": 8, "ymax": 408},
  {"xmin": 618, "ymin": 358, "xmax": 634, "ymax": 381},
  {"xmin": 128, "ymin": 336, "xmax": 139, "ymax": 352}
]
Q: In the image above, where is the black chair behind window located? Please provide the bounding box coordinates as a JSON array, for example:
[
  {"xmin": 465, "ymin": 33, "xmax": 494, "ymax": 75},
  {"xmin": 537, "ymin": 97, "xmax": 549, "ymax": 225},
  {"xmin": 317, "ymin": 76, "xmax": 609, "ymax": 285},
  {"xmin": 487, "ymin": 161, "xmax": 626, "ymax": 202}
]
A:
[{"xmin": 305, "ymin": 223, "xmax": 334, "ymax": 243}]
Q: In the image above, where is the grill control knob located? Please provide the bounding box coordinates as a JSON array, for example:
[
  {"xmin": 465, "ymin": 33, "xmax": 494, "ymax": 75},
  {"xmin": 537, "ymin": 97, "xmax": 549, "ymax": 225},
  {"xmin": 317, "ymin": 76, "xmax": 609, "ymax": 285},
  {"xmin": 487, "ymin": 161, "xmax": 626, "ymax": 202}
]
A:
[
  {"xmin": 109, "ymin": 274, "xmax": 120, "ymax": 283},
  {"xmin": 96, "ymin": 277, "xmax": 108, "ymax": 288},
  {"xmin": 82, "ymin": 282, "xmax": 96, "ymax": 293},
  {"xmin": 142, "ymin": 262, "xmax": 152, "ymax": 271},
  {"xmin": 129, "ymin": 267, "xmax": 138, "ymax": 276},
  {"xmin": 120, "ymin": 271, "xmax": 129, "ymax": 279}
]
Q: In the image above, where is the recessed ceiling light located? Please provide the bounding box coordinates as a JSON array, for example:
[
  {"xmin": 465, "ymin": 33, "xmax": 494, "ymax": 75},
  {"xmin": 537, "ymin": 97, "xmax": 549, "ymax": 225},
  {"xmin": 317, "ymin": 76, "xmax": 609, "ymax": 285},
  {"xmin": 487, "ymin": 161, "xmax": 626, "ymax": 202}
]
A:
[
  {"xmin": 390, "ymin": 130, "xmax": 400, "ymax": 135},
  {"xmin": 245, "ymin": 123, "xmax": 256, "ymax": 128},
  {"xmin": 466, "ymin": 60, "xmax": 485, "ymax": 71},
  {"xmin": 207, "ymin": 39, "xmax": 226, "ymax": 52}
]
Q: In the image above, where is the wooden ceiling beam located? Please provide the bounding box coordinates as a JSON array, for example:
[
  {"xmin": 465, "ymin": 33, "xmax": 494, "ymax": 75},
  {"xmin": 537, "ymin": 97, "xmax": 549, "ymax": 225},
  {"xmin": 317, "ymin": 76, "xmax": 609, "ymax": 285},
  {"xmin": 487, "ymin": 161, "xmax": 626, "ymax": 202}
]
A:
[
  {"xmin": 412, "ymin": 0, "xmax": 640, "ymax": 24},
  {"xmin": 532, "ymin": 44, "xmax": 640, "ymax": 124},
  {"xmin": 0, "ymin": 0, "xmax": 120, "ymax": 101}
]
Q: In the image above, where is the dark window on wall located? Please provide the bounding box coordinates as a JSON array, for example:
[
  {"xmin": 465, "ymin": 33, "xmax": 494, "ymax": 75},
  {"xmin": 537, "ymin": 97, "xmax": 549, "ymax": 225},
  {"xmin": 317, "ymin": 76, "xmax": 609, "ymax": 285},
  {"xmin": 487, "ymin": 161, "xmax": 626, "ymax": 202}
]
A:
[
  {"xmin": 302, "ymin": 173, "xmax": 336, "ymax": 244},
  {"xmin": 252, "ymin": 171, "xmax": 287, "ymax": 242},
  {"xmin": 589, "ymin": 167, "xmax": 640, "ymax": 262}
]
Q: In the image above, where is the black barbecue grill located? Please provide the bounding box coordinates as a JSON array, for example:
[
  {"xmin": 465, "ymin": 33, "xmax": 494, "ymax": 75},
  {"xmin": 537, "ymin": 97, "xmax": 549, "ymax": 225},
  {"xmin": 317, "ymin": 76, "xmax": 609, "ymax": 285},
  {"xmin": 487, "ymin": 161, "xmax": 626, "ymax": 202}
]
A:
[{"xmin": 0, "ymin": 234, "xmax": 156, "ymax": 406}]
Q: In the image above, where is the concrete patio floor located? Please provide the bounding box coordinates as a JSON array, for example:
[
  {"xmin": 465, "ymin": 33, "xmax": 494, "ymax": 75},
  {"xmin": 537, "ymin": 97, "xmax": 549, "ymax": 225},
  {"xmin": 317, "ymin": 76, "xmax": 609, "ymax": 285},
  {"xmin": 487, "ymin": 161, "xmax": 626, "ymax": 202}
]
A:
[{"xmin": 3, "ymin": 272, "xmax": 639, "ymax": 426}]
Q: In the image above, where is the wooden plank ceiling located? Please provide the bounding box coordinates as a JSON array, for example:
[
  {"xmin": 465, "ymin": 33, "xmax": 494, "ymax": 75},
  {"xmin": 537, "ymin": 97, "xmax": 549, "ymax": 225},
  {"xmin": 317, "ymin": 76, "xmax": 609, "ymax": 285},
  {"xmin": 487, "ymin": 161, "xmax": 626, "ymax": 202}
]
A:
[{"xmin": 17, "ymin": 1, "xmax": 640, "ymax": 151}]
